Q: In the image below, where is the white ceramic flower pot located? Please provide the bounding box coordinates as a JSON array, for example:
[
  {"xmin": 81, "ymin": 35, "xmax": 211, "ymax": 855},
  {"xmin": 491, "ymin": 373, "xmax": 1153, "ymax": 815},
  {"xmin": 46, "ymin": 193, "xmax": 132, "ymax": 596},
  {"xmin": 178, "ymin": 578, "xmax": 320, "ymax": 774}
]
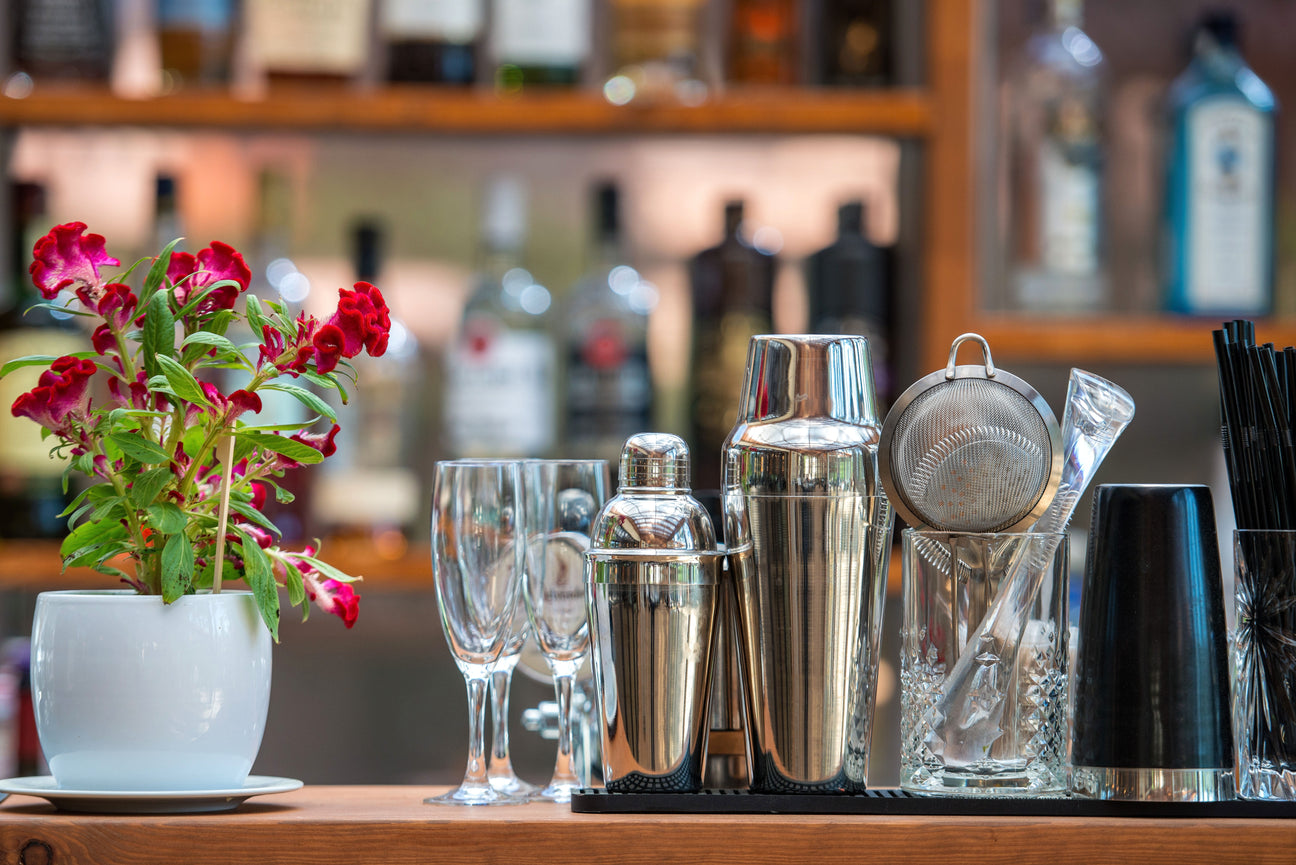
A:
[{"xmin": 30, "ymin": 590, "xmax": 272, "ymax": 791}]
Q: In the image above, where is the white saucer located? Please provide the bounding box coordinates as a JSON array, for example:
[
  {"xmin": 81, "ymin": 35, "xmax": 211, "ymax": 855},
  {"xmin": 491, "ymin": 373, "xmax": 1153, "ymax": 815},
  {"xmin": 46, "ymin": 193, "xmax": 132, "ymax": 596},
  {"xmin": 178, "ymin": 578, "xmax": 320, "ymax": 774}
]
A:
[{"xmin": 0, "ymin": 775, "xmax": 303, "ymax": 814}]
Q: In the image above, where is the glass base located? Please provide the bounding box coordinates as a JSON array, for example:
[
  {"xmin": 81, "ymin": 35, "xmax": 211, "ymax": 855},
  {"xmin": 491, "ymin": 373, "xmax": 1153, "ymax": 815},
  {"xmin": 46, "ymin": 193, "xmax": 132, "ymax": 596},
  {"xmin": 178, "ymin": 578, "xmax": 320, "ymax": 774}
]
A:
[
  {"xmin": 425, "ymin": 784, "xmax": 523, "ymax": 806},
  {"xmin": 489, "ymin": 772, "xmax": 539, "ymax": 796},
  {"xmin": 529, "ymin": 780, "xmax": 580, "ymax": 804},
  {"xmin": 1071, "ymin": 766, "xmax": 1236, "ymax": 802}
]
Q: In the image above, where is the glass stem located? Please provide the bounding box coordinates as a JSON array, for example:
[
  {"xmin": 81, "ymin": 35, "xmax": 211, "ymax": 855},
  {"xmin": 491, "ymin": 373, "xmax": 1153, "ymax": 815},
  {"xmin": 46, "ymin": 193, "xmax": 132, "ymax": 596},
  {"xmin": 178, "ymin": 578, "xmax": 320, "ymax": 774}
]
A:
[
  {"xmin": 489, "ymin": 665, "xmax": 515, "ymax": 771},
  {"xmin": 463, "ymin": 674, "xmax": 490, "ymax": 786},
  {"xmin": 551, "ymin": 671, "xmax": 579, "ymax": 786}
]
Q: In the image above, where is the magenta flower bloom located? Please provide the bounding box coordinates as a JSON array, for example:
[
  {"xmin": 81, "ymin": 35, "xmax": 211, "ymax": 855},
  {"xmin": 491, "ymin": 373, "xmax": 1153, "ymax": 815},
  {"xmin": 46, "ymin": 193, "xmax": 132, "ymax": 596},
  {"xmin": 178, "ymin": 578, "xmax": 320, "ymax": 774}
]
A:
[
  {"xmin": 314, "ymin": 578, "xmax": 360, "ymax": 629},
  {"xmin": 11, "ymin": 355, "xmax": 97, "ymax": 432},
  {"xmin": 198, "ymin": 382, "xmax": 262, "ymax": 419},
  {"xmin": 29, "ymin": 223, "xmax": 120, "ymax": 301},
  {"xmin": 167, "ymin": 242, "xmax": 252, "ymax": 311},
  {"xmin": 76, "ymin": 282, "xmax": 137, "ymax": 331},
  {"xmin": 107, "ymin": 371, "xmax": 151, "ymax": 410},
  {"xmin": 311, "ymin": 282, "xmax": 392, "ymax": 374}
]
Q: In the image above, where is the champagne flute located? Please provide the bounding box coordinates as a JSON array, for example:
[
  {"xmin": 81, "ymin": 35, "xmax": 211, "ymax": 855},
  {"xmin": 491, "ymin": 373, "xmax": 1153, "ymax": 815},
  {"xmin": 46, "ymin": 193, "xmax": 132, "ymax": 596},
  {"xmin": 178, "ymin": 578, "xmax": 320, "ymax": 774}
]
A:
[
  {"xmin": 523, "ymin": 459, "xmax": 610, "ymax": 802},
  {"xmin": 487, "ymin": 609, "xmax": 539, "ymax": 796},
  {"xmin": 428, "ymin": 459, "xmax": 527, "ymax": 806}
]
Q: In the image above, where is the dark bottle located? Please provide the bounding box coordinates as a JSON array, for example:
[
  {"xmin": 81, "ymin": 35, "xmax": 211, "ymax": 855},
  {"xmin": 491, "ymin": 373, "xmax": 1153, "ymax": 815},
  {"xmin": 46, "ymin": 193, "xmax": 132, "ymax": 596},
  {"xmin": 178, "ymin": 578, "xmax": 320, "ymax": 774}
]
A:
[
  {"xmin": 687, "ymin": 200, "xmax": 776, "ymax": 492},
  {"xmin": 805, "ymin": 200, "xmax": 890, "ymax": 404},
  {"xmin": 562, "ymin": 181, "xmax": 655, "ymax": 467},
  {"xmin": 381, "ymin": 0, "xmax": 482, "ymax": 83},
  {"xmin": 728, "ymin": 0, "xmax": 798, "ymax": 85},
  {"xmin": 0, "ymin": 183, "xmax": 86, "ymax": 538},
  {"xmin": 11, "ymin": 0, "xmax": 112, "ymax": 81},
  {"xmin": 157, "ymin": 0, "xmax": 238, "ymax": 87},
  {"xmin": 813, "ymin": 0, "xmax": 892, "ymax": 86}
]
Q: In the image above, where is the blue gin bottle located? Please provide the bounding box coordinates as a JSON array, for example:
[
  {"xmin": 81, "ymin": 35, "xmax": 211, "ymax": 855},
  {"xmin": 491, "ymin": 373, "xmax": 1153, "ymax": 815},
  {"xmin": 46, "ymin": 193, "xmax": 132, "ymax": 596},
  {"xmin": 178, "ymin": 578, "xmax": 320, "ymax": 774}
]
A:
[{"xmin": 1163, "ymin": 11, "xmax": 1277, "ymax": 315}]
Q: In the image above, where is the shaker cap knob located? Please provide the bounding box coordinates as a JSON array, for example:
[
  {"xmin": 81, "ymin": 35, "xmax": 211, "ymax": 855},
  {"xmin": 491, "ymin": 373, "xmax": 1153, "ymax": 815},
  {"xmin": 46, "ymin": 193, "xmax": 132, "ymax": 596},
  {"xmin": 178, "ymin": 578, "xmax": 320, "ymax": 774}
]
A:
[{"xmin": 619, "ymin": 433, "xmax": 690, "ymax": 490}]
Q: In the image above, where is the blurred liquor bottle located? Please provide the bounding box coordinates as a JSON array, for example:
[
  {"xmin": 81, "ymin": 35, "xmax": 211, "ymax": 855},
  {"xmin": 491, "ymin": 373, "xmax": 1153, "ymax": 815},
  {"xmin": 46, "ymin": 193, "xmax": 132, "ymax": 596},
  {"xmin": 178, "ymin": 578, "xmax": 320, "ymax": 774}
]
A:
[
  {"xmin": 728, "ymin": 0, "xmax": 796, "ymax": 85},
  {"xmin": 491, "ymin": 0, "xmax": 591, "ymax": 88},
  {"xmin": 687, "ymin": 199, "xmax": 775, "ymax": 492},
  {"xmin": 1163, "ymin": 11, "xmax": 1276, "ymax": 317},
  {"xmin": 0, "ymin": 182, "xmax": 85, "ymax": 538},
  {"xmin": 444, "ymin": 176, "xmax": 557, "ymax": 458},
  {"xmin": 603, "ymin": 0, "xmax": 710, "ymax": 104},
  {"xmin": 809, "ymin": 0, "xmax": 891, "ymax": 86},
  {"xmin": 312, "ymin": 220, "xmax": 421, "ymax": 557},
  {"xmin": 1005, "ymin": 0, "xmax": 1106, "ymax": 313},
  {"xmin": 157, "ymin": 0, "xmax": 238, "ymax": 87},
  {"xmin": 562, "ymin": 181, "xmax": 656, "ymax": 466},
  {"xmin": 806, "ymin": 200, "xmax": 891, "ymax": 405},
  {"xmin": 380, "ymin": 0, "xmax": 483, "ymax": 83},
  {"xmin": 9, "ymin": 0, "xmax": 112, "ymax": 82},
  {"xmin": 244, "ymin": 0, "xmax": 372, "ymax": 84}
]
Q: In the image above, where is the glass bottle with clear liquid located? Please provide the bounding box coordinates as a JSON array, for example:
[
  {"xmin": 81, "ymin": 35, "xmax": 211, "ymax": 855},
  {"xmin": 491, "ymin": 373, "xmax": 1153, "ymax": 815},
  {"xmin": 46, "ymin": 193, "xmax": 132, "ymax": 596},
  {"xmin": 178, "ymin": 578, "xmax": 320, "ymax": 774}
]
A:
[
  {"xmin": 1005, "ymin": 0, "xmax": 1106, "ymax": 313},
  {"xmin": 444, "ymin": 176, "xmax": 557, "ymax": 458}
]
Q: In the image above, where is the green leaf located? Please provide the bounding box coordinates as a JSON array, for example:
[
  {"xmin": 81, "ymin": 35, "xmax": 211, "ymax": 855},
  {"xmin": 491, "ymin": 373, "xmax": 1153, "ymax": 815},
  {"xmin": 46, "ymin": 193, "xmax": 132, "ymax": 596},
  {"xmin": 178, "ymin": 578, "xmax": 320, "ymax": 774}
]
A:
[
  {"xmin": 161, "ymin": 532, "xmax": 195, "ymax": 602},
  {"xmin": 237, "ymin": 532, "xmax": 280, "ymax": 642},
  {"xmin": 143, "ymin": 237, "xmax": 184, "ymax": 301},
  {"xmin": 60, "ymin": 508, "xmax": 127, "ymax": 559},
  {"xmin": 273, "ymin": 483, "xmax": 295, "ymax": 504},
  {"xmin": 147, "ymin": 502, "xmax": 187, "ymax": 535},
  {"xmin": 64, "ymin": 540, "xmax": 131, "ymax": 570},
  {"xmin": 297, "ymin": 555, "xmax": 360, "ymax": 584},
  {"xmin": 130, "ymin": 467, "xmax": 173, "ymax": 507},
  {"xmin": 142, "ymin": 290, "xmax": 176, "ymax": 378},
  {"xmin": 229, "ymin": 500, "xmax": 280, "ymax": 536},
  {"xmin": 181, "ymin": 331, "xmax": 241, "ymax": 355},
  {"xmin": 109, "ymin": 431, "xmax": 172, "ymax": 464},
  {"xmin": 282, "ymin": 559, "xmax": 307, "ymax": 615},
  {"xmin": 238, "ymin": 431, "xmax": 324, "ymax": 465},
  {"xmin": 1, "ymin": 355, "xmax": 59, "ymax": 378},
  {"xmin": 298, "ymin": 370, "xmax": 336, "ymax": 391},
  {"xmin": 155, "ymin": 354, "xmax": 209, "ymax": 406},
  {"xmin": 260, "ymin": 383, "xmax": 337, "ymax": 420},
  {"xmin": 245, "ymin": 294, "xmax": 268, "ymax": 336}
]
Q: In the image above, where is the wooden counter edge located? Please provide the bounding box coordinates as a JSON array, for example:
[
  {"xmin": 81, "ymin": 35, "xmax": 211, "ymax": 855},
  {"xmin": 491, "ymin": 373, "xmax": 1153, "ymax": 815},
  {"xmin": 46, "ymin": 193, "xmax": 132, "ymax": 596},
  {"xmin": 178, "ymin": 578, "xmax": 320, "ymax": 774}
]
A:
[{"xmin": 0, "ymin": 785, "xmax": 1292, "ymax": 865}]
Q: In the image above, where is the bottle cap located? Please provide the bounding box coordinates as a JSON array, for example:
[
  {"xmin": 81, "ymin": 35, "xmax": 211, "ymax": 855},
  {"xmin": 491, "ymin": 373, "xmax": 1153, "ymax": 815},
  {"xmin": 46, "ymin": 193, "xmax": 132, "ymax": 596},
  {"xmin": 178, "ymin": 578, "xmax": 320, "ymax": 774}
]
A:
[
  {"xmin": 619, "ymin": 432, "xmax": 690, "ymax": 491},
  {"xmin": 482, "ymin": 175, "xmax": 526, "ymax": 250}
]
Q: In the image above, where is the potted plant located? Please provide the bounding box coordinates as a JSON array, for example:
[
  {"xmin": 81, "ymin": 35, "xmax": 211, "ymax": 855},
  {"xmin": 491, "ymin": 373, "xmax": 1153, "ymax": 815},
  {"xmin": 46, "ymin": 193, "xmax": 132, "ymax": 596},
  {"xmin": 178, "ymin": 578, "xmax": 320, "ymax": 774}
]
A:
[{"xmin": 1, "ymin": 222, "xmax": 389, "ymax": 793}]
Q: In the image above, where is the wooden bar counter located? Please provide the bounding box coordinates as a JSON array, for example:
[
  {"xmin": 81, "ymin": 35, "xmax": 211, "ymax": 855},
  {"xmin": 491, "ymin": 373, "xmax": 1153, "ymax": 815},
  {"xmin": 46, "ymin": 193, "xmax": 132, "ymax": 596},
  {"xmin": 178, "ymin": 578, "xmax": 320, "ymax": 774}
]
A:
[{"xmin": 1, "ymin": 785, "xmax": 1293, "ymax": 865}]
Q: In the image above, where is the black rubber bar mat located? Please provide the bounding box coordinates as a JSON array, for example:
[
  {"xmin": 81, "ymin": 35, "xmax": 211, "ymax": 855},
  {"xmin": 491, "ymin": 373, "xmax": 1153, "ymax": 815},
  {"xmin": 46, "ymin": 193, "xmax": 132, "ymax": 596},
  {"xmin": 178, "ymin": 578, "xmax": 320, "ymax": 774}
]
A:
[{"xmin": 570, "ymin": 788, "xmax": 1296, "ymax": 818}]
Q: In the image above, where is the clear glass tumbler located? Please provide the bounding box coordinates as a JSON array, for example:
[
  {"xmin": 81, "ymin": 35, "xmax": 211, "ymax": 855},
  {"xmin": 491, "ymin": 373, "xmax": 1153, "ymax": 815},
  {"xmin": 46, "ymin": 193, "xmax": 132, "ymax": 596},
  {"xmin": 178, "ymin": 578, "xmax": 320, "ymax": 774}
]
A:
[{"xmin": 900, "ymin": 529, "xmax": 1069, "ymax": 796}]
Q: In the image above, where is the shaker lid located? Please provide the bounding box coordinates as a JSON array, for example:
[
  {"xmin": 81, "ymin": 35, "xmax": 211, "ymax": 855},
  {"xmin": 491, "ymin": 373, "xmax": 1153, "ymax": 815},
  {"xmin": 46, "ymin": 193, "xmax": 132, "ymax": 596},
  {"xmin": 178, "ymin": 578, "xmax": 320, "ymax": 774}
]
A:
[{"xmin": 620, "ymin": 433, "xmax": 690, "ymax": 491}]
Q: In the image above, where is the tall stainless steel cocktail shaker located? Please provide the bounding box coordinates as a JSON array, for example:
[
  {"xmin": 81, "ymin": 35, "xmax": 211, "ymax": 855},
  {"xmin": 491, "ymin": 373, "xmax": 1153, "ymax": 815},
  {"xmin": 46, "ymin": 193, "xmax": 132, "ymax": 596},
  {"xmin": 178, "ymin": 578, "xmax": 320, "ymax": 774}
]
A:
[
  {"xmin": 722, "ymin": 334, "xmax": 894, "ymax": 792},
  {"xmin": 585, "ymin": 434, "xmax": 724, "ymax": 793}
]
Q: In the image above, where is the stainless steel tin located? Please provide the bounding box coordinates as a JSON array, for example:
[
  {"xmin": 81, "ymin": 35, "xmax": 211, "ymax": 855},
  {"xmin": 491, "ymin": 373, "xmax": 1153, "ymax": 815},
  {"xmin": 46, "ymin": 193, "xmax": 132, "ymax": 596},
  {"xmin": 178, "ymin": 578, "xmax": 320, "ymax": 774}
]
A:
[
  {"xmin": 722, "ymin": 334, "xmax": 895, "ymax": 792},
  {"xmin": 585, "ymin": 433, "xmax": 724, "ymax": 793}
]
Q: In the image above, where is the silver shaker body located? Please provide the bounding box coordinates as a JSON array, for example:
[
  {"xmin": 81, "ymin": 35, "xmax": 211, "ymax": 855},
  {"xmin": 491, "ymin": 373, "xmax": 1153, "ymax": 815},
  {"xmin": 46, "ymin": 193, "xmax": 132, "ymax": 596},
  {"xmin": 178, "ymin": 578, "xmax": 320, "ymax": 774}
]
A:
[
  {"xmin": 585, "ymin": 434, "xmax": 723, "ymax": 793},
  {"xmin": 722, "ymin": 334, "xmax": 895, "ymax": 792}
]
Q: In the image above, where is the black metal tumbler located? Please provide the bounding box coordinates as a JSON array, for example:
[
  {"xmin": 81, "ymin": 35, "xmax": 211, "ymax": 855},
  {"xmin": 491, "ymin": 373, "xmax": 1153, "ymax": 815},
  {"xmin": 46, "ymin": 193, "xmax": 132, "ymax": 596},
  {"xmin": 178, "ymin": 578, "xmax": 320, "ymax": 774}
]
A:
[{"xmin": 1071, "ymin": 483, "xmax": 1235, "ymax": 801}]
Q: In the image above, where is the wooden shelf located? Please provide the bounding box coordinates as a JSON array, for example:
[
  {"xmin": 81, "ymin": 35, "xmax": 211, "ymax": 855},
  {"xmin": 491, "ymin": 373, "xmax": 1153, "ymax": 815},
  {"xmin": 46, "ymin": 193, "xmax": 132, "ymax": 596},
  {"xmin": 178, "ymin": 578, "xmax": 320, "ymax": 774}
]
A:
[
  {"xmin": 0, "ymin": 85, "xmax": 935, "ymax": 136},
  {"xmin": 944, "ymin": 315, "xmax": 1296, "ymax": 367},
  {"xmin": 0, "ymin": 784, "xmax": 1291, "ymax": 865}
]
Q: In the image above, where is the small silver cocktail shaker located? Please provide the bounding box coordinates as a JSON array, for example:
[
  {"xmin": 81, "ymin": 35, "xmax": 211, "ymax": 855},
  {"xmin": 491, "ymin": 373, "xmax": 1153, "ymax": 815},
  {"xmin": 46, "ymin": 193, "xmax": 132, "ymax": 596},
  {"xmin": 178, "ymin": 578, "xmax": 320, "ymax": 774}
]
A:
[
  {"xmin": 585, "ymin": 434, "xmax": 724, "ymax": 793},
  {"xmin": 723, "ymin": 334, "xmax": 894, "ymax": 792}
]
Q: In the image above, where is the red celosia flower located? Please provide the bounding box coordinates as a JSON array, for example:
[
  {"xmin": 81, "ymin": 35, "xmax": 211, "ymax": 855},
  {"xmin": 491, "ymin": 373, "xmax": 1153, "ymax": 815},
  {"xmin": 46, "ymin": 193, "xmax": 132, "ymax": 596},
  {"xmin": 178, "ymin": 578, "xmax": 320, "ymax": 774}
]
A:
[
  {"xmin": 11, "ymin": 355, "xmax": 97, "ymax": 431},
  {"xmin": 311, "ymin": 282, "xmax": 392, "ymax": 374},
  {"xmin": 91, "ymin": 323, "xmax": 117, "ymax": 356},
  {"xmin": 76, "ymin": 282, "xmax": 137, "ymax": 330},
  {"xmin": 167, "ymin": 242, "xmax": 252, "ymax": 311},
  {"xmin": 107, "ymin": 370, "xmax": 151, "ymax": 410},
  {"xmin": 29, "ymin": 223, "xmax": 120, "ymax": 301},
  {"xmin": 314, "ymin": 578, "xmax": 360, "ymax": 628},
  {"xmin": 198, "ymin": 382, "xmax": 262, "ymax": 419}
]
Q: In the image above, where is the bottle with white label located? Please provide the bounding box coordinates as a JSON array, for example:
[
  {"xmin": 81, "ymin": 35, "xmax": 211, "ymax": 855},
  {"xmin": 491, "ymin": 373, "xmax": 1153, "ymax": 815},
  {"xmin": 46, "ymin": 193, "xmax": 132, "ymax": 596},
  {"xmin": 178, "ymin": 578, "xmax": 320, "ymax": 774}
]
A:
[
  {"xmin": 444, "ymin": 176, "xmax": 557, "ymax": 458},
  {"xmin": 244, "ymin": 0, "xmax": 373, "ymax": 83},
  {"xmin": 562, "ymin": 181, "xmax": 656, "ymax": 467},
  {"xmin": 1163, "ymin": 11, "xmax": 1276, "ymax": 316},
  {"xmin": 1005, "ymin": 0, "xmax": 1106, "ymax": 313},
  {"xmin": 491, "ymin": 0, "xmax": 591, "ymax": 88}
]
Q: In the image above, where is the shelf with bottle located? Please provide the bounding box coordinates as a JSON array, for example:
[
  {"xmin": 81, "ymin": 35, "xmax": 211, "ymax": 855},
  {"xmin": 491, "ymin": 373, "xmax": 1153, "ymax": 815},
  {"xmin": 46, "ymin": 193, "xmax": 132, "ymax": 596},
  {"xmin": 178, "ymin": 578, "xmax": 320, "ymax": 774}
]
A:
[{"xmin": 0, "ymin": 84, "xmax": 935, "ymax": 136}]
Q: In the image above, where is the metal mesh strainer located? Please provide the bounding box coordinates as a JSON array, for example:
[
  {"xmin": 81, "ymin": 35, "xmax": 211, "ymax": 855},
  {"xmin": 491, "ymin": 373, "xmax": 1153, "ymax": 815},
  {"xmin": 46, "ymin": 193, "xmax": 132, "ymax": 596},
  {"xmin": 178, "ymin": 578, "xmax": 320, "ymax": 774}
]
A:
[{"xmin": 880, "ymin": 333, "xmax": 1062, "ymax": 533}]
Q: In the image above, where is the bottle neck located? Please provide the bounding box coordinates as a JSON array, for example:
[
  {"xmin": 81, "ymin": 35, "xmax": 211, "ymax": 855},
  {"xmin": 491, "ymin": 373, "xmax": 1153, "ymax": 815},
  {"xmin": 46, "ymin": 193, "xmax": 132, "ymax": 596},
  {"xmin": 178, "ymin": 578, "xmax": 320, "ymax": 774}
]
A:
[{"xmin": 1050, "ymin": 0, "xmax": 1083, "ymax": 29}]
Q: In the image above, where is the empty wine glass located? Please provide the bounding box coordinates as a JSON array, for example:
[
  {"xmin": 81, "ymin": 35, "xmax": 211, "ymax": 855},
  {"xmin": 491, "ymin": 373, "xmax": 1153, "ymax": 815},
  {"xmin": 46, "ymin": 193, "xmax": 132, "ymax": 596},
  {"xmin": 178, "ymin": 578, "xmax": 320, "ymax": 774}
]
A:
[
  {"xmin": 523, "ymin": 459, "xmax": 610, "ymax": 802},
  {"xmin": 428, "ymin": 459, "xmax": 527, "ymax": 806},
  {"xmin": 487, "ymin": 608, "xmax": 538, "ymax": 796}
]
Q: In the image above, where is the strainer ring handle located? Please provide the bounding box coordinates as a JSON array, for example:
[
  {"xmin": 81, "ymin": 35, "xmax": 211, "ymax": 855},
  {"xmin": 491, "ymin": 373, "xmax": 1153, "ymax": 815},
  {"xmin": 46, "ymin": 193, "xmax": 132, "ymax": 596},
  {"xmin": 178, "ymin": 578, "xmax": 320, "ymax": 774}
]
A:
[{"xmin": 946, "ymin": 332, "xmax": 996, "ymax": 380}]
